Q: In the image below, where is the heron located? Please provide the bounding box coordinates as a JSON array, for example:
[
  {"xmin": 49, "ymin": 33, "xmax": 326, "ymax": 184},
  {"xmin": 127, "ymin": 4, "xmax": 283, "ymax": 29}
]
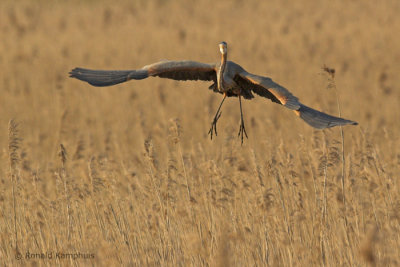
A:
[{"xmin": 69, "ymin": 42, "xmax": 357, "ymax": 143}]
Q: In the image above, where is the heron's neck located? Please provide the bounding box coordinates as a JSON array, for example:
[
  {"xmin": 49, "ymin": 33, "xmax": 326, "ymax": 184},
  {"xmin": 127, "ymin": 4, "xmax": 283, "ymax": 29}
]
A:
[{"xmin": 218, "ymin": 53, "xmax": 227, "ymax": 91}]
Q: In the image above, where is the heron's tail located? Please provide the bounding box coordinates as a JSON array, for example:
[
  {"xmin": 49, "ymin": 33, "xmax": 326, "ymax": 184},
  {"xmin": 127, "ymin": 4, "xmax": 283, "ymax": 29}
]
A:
[
  {"xmin": 295, "ymin": 104, "xmax": 358, "ymax": 129},
  {"xmin": 69, "ymin": 68, "xmax": 148, "ymax": 87}
]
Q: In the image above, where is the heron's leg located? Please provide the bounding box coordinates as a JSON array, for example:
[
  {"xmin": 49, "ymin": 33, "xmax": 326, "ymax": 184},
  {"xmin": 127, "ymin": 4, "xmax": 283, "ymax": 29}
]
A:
[
  {"xmin": 208, "ymin": 93, "xmax": 227, "ymax": 140},
  {"xmin": 237, "ymin": 94, "xmax": 248, "ymax": 144}
]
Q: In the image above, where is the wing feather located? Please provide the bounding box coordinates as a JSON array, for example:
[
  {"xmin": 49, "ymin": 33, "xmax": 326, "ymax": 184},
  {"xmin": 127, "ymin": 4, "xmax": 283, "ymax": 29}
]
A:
[
  {"xmin": 235, "ymin": 72, "xmax": 300, "ymax": 110},
  {"xmin": 69, "ymin": 68, "xmax": 148, "ymax": 87},
  {"xmin": 295, "ymin": 104, "xmax": 358, "ymax": 129},
  {"xmin": 235, "ymin": 71, "xmax": 357, "ymax": 129}
]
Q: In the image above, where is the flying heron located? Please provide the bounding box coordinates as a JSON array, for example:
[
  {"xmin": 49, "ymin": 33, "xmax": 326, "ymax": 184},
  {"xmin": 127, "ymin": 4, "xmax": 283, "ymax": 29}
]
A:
[{"xmin": 69, "ymin": 42, "xmax": 357, "ymax": 143}]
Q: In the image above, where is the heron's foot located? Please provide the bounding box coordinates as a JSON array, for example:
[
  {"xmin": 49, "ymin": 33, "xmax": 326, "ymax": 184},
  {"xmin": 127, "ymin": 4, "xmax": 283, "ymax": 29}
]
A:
[
  {"xmin": 237, "ymin": 118, "xmax": 248, "ymax": 144},
  {"xmin": 208, "ymin": 111, "xmax": 222, "ymax": 140}
]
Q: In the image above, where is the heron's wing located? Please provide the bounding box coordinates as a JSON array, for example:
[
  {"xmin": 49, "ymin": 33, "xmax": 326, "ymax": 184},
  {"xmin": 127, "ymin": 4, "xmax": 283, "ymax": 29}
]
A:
[
  {"xmin": 69, "ymin": 68, "xmax": 148, "ymax": 87},
  {"xmin": 236, "ymin": 71, "xmax": 358, "ymax": 129},
  {"xmin": 235, "ymin": 71, "xmax": 300, "ymax": 110},
  {"xmin": 70, "ymin": 60, "xmax": 216, "ymax": 87},
  {"xmin": 144, "ymin": 60, "xmax": 216, "ymax": 81}
]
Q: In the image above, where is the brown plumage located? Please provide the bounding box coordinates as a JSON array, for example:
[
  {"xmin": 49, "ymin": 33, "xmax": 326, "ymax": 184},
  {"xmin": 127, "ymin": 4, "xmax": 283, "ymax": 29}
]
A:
[{"xmin": 69, "ymin": 42, "xmax": 357, "ymax": 143}]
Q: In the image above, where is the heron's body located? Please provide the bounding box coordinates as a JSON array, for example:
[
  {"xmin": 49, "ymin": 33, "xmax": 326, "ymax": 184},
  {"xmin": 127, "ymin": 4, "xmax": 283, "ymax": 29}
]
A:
[{"xmin": 69, "ymin": 42, "xmax": 357, "ymax": 142}]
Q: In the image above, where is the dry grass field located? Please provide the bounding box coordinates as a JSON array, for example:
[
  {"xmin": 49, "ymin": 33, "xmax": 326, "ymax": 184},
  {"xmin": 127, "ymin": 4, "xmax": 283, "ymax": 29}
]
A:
[{"xmin": 1, "ymin": 0, "xmax": 400, "ymax": 266}]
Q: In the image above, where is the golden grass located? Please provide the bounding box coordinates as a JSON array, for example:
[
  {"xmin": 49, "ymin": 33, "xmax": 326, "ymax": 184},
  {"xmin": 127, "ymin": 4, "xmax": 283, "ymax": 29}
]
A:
[{"xmin": 1, "ymin": 0, "xmax": 399, "ymax": 265}]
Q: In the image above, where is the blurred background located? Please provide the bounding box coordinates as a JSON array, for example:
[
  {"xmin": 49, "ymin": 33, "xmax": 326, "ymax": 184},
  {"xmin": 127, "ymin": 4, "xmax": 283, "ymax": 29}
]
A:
[
  {"xmin": 1, "ymin": 0, "xmax": 399, "ymax": 151},
  {"xmin": 1, "ymin": 0, "xmax": 399, "ymax": 265}
]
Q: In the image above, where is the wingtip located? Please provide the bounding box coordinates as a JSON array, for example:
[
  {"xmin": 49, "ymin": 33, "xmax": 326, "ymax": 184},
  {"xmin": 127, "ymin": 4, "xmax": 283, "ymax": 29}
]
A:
[
  {"xmin": 345, "ymin": 119, "xmax": 358, "ymax": 126},
  {"xmin": 341, "ymin": 120, "xmax": 358, "ymax": 127},
  {"xmin": 68, "ymin": 67, "xmax": 79, "ymax": 78},
  {"xmin": 297, "ymin": 104, "xmax": 359, "ymax": 129}
]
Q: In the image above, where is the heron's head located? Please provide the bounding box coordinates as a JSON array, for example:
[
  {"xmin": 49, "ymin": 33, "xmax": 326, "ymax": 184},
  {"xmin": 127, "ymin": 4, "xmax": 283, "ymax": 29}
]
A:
[{"xmin": 219, "ymin": 41, "xmax": 227, "ymax": 55}]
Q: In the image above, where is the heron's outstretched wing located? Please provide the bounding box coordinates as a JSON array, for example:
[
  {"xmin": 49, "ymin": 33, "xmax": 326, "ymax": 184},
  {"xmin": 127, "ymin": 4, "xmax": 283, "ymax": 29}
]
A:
[
  {"xmin": 69, "ymin": 60, "xmax": 216, "ymax": 87},
  {"xmin": 235, "ymin": 71, "xmax": 358, "ymax": 129}
]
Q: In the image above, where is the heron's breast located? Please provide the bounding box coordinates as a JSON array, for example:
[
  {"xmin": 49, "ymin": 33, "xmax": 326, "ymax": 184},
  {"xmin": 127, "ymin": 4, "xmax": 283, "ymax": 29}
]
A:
[{"xmin": 218, "ymin": 61, "xmax": 241, "ymax": 92}]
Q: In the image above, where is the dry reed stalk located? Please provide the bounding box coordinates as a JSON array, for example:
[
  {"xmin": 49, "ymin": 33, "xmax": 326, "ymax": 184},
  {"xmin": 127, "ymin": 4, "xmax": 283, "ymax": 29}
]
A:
[
  {"xmin": 250, "ymin": 149, "xmax": 265, "ymax": 187},
  {"xmin": 321, "ymin": 137, "xmax": 328, "ymax": 266},
  {"xmin": 321, "ymin": 132, "xmax": 328, "ymax": 223},
  {"xmin": 205, "ymin": 161, "xmax": 218, "ymax": 260},
  {"xmin": 73, "ymin": 138, "xmax": 85, "ymax": 160},
  {"xmin": 8, "ymin": 119, "xmax": 20, "ymax": 252},
  {"xmin": 58, "ymin": 143, "xmax": 72, "ymax": 240},
  {"xmin": 322, "ymin": 65, "xmax": 347, "ymax": 211},
  {"xmin": 169, "ymin": 119, "xmax": 192, "ymax": 202},
  {"xmin": 322, "ymin": 66, "xmax": 352, "ymax": 261},
  {"xmin": 144, "ymin": 138, "xmax": 164, "ymax": 211},
  {"xmin": 88, "ymin": 156, "xmax": 106, "ymax": 194},
  {"xmin": 270, "ymin": 159, "xmax": 294, "ymax": 262},
  {"xmin": 8, "ymin": 119, "xmax": 20, "ymax": 171}
]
